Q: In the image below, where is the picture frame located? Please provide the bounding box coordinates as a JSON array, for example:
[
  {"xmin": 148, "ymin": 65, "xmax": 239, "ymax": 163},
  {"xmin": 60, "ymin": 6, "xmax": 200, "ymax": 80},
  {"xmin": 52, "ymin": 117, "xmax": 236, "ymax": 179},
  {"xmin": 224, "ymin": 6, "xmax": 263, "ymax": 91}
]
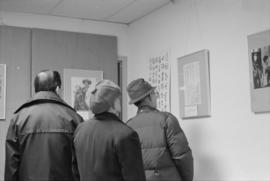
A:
[
  {"xmin": 247, "ymin": 29, "xmax": 270, "ymax": 113},
  {"xmin": 0, "ymin": 64, "xmax": 6, "ymax": 119},
  {"xmin": 63, "ymin": 69, "xmax": 103, "ymax": 120},
  {"xmin": 148, "ymin": 50, "xmax": 170, "ymax": 112},
  {"xmin": 178, "ymin": 50, "xmax": 211, "ymax": 119}
]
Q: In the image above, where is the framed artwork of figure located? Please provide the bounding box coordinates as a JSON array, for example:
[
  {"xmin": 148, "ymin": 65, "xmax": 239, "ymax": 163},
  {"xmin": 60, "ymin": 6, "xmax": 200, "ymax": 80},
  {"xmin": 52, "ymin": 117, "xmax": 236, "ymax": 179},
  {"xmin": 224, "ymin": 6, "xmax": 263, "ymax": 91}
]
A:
[
  {"xmin": 64, "ymin": 69, "xmax": 103, "ymax": 120},
  {"xmin": 248, "ymin": 29, "xmax": 270, "ymax": 113}
]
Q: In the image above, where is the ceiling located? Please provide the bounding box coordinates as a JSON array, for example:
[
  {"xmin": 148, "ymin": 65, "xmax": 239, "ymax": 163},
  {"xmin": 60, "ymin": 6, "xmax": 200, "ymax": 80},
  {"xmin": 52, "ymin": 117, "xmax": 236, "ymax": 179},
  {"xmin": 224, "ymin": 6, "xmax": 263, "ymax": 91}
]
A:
[{"xmin": 0, "ymin": 0, "xmax": 172, "ymax": 24}]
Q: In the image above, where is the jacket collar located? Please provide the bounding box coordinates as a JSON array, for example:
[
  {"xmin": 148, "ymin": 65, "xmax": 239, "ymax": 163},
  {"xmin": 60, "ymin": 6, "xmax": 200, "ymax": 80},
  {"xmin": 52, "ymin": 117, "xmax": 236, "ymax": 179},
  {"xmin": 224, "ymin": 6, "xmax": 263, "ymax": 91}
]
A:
[
  {"xmin": 137, "ymin": 104, "xmax": 159, "ymax": 114},
  {"xmin": 94, "ymin": 112, "xmax": 122, "ymax": 122},
  {"xmin": 15, "ymin": 91, "xmax": 74, "ymax": 113},
  {"xmin": 32, "ymin": 91, "xmax": 62, "ymax": 101}
]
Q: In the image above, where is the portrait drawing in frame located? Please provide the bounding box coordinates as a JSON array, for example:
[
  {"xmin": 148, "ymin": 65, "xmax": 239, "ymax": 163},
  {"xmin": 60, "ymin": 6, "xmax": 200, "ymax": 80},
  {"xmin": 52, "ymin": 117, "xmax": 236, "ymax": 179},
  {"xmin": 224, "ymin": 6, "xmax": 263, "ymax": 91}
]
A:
[
  {"xmin": 64, "ymin": 69, "xmax": 103, "ymax": 120},
  {"xmin": 248, "ymin": 29, "xmax": 270, "ymax": 113}
]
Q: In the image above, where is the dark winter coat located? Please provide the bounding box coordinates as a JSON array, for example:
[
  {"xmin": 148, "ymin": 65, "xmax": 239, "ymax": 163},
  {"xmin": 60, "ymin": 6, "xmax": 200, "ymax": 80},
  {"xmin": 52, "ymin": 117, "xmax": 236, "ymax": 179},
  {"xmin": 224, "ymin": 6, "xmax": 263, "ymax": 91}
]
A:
[
  {"xmin": 5, "ymin": 91, "xmax": 83, "ymax": 181},
  {"xmin": 74, "ymin": 112, "xmax": 146, "ymax": 181},
  {"xmin": 127, "ymin": 105, "xmax": 194, "ymax": 181}
]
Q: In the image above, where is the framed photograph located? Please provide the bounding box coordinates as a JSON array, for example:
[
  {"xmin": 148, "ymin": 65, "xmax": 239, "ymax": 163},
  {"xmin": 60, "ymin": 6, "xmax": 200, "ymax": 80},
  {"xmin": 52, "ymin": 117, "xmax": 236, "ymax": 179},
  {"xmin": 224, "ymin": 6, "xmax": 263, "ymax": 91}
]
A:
[
  {"xmin": 248, "ymin": 29, "xmax": 270, "ymax": 113},
  {"xmin": 64, "ymin": 69, "xmax": 103, "ymax": 120},
  {"xmin": 178, "ymin": 50, "xmax": 211, "ymax": 119},
  {"xmin": 0, "ymin": 64, "xmax": 6, "ymax": 119}
]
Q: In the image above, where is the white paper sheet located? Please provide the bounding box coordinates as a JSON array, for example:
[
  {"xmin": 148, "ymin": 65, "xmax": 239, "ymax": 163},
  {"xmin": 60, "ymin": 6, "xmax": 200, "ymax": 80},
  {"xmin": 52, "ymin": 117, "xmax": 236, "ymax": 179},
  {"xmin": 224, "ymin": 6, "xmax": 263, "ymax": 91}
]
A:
[
  {"xmin": 149, "ymin": 52, "xmax": 170, "ymax": 111},
  {"xmin": 183, "ymin": 61, "xmax": 201, "ymax": 106},
  {"xmin": 184, "ymin": 105, "xmax": 198, "ymax": 117}
]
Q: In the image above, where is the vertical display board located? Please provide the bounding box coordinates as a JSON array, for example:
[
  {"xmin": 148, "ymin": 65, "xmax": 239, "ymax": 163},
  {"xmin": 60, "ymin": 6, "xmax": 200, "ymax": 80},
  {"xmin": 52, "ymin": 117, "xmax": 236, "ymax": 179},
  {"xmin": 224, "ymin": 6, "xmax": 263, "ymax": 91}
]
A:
[
  {"xmin": 148, "ymin": 51, "xmax": 170, "ymax": 112},
  {"xmin": 247, "ymin": 29, "xmax": 270, "ymax": 113},
  {"xmin": 178, "ymin": 50, "xmax": 211, "ymax": 118},
  {"xmin": 0, "ymin": 64, "xmax": 6, "ymax": 119}
]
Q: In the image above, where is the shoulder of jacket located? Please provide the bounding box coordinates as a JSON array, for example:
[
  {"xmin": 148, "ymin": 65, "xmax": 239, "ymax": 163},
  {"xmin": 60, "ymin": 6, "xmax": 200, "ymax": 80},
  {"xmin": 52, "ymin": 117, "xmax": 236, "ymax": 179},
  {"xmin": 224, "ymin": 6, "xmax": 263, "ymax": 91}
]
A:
[
  {"xmin": 126, "ymin": 116, "xmax": 136, "ymax": 125},
  {"xmin": 160, "ymin": 111, "xmax": 175, "ymax": 120},
  {"xmin": 8, "ymin": 113, "xmax": 21, "ymax": 126},
  {"xmin": 115, "ymin": 122, "xmax": 137, "ymax": 139},
  {"xmin": 160, "ymin": 112, "xmax": 179, "ymax": 127},
  {"xmin": 14, "ymin": 99, "xmax": 75, "ymax": 114},
  {"xmin": 121, "ymin": 121, "xmax": 135, "ymax": 132},
  {"xmin": 75, "ymin": 119, "xmax": 92, "ymax": 130}
]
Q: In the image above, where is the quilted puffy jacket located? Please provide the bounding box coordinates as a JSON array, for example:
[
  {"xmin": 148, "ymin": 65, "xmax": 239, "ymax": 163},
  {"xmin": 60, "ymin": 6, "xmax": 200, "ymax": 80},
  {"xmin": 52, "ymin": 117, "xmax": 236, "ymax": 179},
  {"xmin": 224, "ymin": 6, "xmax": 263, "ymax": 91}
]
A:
[{"xmin": 127, "ymin": 105, "xmax": 193, "ymax": 181}]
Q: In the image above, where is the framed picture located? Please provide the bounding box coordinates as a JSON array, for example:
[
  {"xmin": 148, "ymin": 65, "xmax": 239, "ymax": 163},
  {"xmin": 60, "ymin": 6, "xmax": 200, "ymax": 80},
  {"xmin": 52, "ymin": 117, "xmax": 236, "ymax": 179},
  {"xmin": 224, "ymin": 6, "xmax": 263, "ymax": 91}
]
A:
[
  {"xmin": 64, "ymin": 69, "xmax": 103, "ymax": 120},
  {"xmin": 148, "ymin": 51, "xmax": 170, "ymax": 112},
  {"xmin": 0, "ymin": 64, "xmax": 6, "ymax": 119},
  {"xmin": 248, "ymin": 29, "xmax": 270, "ymax": 113},
  {"xmin": 178, "ymin": 50, "xmax": 211, "ymax": 119}
]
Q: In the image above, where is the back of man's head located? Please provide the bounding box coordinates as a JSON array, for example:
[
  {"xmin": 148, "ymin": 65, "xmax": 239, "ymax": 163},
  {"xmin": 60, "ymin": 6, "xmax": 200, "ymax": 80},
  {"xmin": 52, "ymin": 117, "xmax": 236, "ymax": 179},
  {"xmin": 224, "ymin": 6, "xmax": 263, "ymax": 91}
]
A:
[
  {"xmin": 34, "ymin": 70, "xmax": 61, "ymax": 93},
  {"xmin": 90, "ymin": 79, "xmax": 121, "ymax": 114}
]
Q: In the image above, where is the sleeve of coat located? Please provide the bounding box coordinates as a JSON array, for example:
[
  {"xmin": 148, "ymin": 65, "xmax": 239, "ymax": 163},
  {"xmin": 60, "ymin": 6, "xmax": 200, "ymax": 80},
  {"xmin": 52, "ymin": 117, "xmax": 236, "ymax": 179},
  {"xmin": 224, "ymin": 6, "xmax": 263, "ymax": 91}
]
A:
[
  {"xmin": 117, "ymin": 130, "xmax": 146, "ymax": 181},
  {"xmin": 72, "ymin": 140, "xmax": 80, "ymax": 181},
  {"xmin": 71, "ymin": 116, "xmax": 83, "ymax": 181},
  {"xmin": 165, "ymin": 113, "xmax": 194, "ymax": 181},
  {"xmin": 5, "ymin": 117, "xmax": 20, "ymax": 181}
]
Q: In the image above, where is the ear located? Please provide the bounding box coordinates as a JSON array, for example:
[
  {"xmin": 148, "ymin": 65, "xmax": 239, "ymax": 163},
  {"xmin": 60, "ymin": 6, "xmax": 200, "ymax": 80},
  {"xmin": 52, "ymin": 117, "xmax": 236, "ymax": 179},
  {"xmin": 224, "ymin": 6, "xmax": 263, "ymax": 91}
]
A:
[
  {"xmin": 55, "ymin": 85, "xmax": 61, "ymax": 95},
  {"xmin": 147, "ymin": 94, "xmax": 153, "ymax": 102},
  {"xmin": 112, "ymin": 97, "xmax": 119, "ymax": 109}
]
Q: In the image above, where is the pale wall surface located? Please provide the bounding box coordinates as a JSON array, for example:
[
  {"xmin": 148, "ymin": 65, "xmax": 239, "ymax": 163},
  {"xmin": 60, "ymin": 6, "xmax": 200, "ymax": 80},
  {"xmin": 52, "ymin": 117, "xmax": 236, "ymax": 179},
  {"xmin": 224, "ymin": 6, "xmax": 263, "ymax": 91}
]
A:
[
  {"xmin": 126, "ymin": 0, "xmax": 270, "ymax": 180},
  {"xmin": 0, "ymin": 11, "xmax": 128, "ymax": 56}
]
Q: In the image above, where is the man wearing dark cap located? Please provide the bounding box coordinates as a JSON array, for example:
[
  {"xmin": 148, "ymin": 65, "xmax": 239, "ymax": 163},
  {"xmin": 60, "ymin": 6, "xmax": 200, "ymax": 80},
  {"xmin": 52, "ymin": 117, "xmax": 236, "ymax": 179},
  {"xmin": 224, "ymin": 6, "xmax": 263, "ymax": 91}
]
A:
[
  {"xmin": 74, "ymin": 79, "xmax": 146, "ymax": 181},
  {"xmin": 127, "ymin": 78, "xmax": 194, "ymax": 181},
  {"xmin": 5, "ymin": 70, "xmax": 83, "ymax": 181}
]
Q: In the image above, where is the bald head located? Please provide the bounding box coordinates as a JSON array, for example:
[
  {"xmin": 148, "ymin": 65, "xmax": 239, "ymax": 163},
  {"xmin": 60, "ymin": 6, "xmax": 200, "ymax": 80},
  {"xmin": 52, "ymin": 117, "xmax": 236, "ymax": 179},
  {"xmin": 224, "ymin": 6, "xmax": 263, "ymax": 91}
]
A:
[{"xmin": 34, "ymin": 70, "xmax": 61, "ymax": 93}]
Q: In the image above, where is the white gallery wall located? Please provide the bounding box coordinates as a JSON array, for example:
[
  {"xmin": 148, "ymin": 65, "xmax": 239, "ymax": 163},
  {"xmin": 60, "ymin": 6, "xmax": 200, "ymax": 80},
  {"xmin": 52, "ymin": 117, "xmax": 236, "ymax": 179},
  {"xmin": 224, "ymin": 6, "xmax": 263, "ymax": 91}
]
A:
[
  {"xmin": 126, "ymin": 0, "xmax": 270, "ymax": 180},
  {"xmin": 0, "ymin": 11, "xmax": 129, "ymax": 56}
]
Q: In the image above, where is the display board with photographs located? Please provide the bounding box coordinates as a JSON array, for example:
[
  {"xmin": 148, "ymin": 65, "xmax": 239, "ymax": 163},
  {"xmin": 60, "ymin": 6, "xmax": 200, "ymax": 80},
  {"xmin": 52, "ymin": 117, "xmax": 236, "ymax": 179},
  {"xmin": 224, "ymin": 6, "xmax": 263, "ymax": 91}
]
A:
[
  {"xmin": 248, "ymin": 29, "xmax": 270, "ymax": 113},
  {"xmin": 251, "ymin": 46, "xmax": 270, "ymax": 89}
]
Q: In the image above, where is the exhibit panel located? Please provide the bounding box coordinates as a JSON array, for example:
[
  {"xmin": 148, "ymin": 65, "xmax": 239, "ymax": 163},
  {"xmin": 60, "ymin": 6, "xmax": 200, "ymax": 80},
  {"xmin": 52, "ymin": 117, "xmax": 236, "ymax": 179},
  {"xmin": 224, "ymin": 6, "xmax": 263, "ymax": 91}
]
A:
[{"xmin": 248, "ymin": 29, "xmax": 270, "ymax": 113}]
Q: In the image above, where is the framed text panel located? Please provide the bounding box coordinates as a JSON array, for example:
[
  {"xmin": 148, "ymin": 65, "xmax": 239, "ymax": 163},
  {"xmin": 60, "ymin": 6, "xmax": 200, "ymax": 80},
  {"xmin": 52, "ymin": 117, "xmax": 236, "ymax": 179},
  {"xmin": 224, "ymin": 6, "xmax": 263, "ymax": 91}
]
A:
[{"xmin": 178, "ymin": 50, "xmax": 211, "ymax": 119}]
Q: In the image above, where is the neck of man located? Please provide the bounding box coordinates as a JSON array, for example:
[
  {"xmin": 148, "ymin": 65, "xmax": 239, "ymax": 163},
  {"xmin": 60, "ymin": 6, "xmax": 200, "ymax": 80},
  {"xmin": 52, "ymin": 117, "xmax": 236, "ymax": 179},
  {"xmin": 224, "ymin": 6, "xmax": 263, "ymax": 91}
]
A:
[{"xmin": 138, "ymin": 100, "xmax": 156, "ymax": 109}]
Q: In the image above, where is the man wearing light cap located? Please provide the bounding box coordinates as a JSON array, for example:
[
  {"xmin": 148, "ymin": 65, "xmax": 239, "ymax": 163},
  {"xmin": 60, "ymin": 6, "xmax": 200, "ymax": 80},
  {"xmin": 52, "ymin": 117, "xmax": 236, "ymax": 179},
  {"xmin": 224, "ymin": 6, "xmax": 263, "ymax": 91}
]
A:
[
  {"xmin": 127, "ymin": 78, "xmax": 194, "ymax": 181},
  {"xmin": 74, "ymin": 79, "xmax": 146, "ymax": 181}
]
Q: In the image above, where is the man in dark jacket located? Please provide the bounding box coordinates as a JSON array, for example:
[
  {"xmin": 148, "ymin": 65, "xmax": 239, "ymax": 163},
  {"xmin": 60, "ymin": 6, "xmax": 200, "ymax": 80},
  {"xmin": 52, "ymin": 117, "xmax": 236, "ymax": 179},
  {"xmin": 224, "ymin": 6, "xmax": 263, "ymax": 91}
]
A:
[
  {"xmin": 74, "ymin": 79, "xmax": 146, "ymax": 181},
  {"xmin": 5, "ymin": 70, "xmax": 83, "ymax": 181},
  {"xmin": 127, "ymin": 78, "xmax": 194, "ymax": 181}
]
